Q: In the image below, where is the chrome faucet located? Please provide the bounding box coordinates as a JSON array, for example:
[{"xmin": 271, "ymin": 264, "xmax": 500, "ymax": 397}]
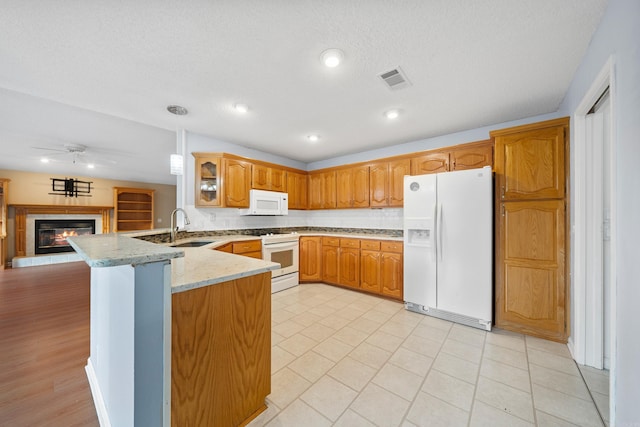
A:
[{"xmin": 170, "ymin": 208, "xmax": 191, "ymax": 243}]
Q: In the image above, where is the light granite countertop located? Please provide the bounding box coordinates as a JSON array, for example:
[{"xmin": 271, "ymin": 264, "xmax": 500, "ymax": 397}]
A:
[
  {"xmin": 68, "ymin": 234, "xmax": 184, "ymax": 267},
  {"xmin": 170, "ymin": 248, "xmax": 278, "ymax": 293},
  {"xmin": 68, "ymin": 233, "xmax": 279, "ymax": 294}
]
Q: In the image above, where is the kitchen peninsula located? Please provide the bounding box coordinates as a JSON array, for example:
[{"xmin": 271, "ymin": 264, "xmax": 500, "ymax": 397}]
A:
[{"xmin": 67, "ymin": 233, "xmax": 278, "ymax": 427}]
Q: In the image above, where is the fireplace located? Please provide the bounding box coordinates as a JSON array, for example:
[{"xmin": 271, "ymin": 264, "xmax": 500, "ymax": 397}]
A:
[{"xmin": 35, "ymin": 219, "xmax": 96, "ymax": 254}]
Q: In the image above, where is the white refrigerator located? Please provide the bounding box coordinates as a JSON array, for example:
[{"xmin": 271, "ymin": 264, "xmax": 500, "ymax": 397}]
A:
[{"xmin": 403, "ymin": 166, "xmax": 493, "ymax": 331}]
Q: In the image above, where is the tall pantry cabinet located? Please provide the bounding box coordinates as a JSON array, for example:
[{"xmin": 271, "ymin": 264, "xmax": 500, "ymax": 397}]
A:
[{"xmin": 491, "ymin": 117, "xmax": 569, "ymax": 342}]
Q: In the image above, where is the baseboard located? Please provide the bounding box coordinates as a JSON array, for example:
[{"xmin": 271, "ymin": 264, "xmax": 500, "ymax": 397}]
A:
[{"xmin": 86, "ymin": 358, "xmax": 111, "ymax": 427}]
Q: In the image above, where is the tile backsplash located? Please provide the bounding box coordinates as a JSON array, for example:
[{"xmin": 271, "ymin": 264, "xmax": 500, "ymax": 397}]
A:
[{"xmin": 181, "ymin": 206, "xmax": 403, "ymax": 233}]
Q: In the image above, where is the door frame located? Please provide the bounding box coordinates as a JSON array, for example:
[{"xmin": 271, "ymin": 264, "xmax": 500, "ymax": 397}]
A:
[{"xmin": 570, "ymin": 55, "xmax": 617, "ymax": 416}]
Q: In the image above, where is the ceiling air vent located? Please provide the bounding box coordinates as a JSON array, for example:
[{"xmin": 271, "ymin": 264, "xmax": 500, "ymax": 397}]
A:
[{"xmin": 378, "ymin": 67, "xmax": 411, "ymax": 90}]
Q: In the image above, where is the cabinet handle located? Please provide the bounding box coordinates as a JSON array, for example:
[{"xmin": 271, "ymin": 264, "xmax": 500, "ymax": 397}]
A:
[
  {"xmin": 501, "ymin": 186, "xmax": 505, "ymax": 199},
  {"xmin": 501, "ymin": 204, "xmax": 505, "ymax": 217},
  {"xmin": 452, "ymin": 159, "xmax": 456, "ymax": 169}
]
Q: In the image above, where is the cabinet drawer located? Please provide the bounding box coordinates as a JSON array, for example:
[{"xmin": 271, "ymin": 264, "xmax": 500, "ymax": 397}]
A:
[
  {"xmin": 322, "ymin": 237, "xmax": 340, "ymax": 247},
  {"xmin": 360, "ymin": 240, "xmax": 381, "ymax": 250},
  {"xmin": 243, "ymin": 251, "xmax": 263, "ymax": 259},
  {"xmin": 233, "ymin": 239, "xmax": 262, "ymax": 254},
  {"xmin": 340, "ymin": 238, "xmax": 360, "ymax": 249},
  {"xmin": 381, "ymin": 241, "xmax": 403, "ymax": 253},
  {"xmin": 214, "ymin": 242, "xmax": 233, "ymax": 253}
]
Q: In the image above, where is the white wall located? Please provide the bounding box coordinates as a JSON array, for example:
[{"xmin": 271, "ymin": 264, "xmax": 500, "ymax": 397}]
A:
[
  {"xmin": 308, "ymin": 113, "xmax": 559, "ymax": 170},
  {"xmin": 558, "ymin": 0, "xmax": 640, "ymax": 423}
]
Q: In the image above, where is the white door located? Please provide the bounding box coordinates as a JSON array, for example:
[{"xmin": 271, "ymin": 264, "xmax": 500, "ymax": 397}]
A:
[
  {"xmin": 403, "ymin": 174, "xmax": 437, "ymax": 308},
  {"xmin": 585, "ymin": 90, "xmax": 612, "ymax": 369},
  {"xmin": 435, "ymin": 168, "xmax": 493, "ymax": 322}
]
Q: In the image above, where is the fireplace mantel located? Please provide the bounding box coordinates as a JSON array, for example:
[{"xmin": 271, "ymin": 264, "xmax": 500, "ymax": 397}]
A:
[{"xmin": 11, "ymin": 205, "xmax": 112, "ymax": 257}]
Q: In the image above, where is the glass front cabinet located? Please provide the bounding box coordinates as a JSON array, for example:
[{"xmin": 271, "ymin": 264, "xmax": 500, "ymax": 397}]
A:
[{"xmin": 194, "ymin": 154, "xmax": 222, "ymax": 207}]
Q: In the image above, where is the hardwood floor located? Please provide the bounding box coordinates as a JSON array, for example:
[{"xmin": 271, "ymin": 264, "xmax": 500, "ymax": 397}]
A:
[{"xmin": 0, "ymin": 262, "xmax": 99, "ymax": 426}]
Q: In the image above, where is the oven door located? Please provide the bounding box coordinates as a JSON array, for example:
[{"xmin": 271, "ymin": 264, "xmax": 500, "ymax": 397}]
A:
[{"xmin": 262, "ymin": 240, "xmax": 299, "ymax": 278}]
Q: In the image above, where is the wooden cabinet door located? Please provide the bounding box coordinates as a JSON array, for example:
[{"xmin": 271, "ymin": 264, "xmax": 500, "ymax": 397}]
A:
[
  {"xmin": 287, "ymin": 172, "xmax": 307, "ymax": 210},
  {"xmin": 251, "ymin": 164, "xmax": 270, "ymax": 190},
  {"xmin": 322, "ymin": 245, "xmax": 339, "ymax": 284},
  {"xmin": 309, "ymin": 171, "xmax": 336, "ymax": 209},
  {"xmin": 495, "ymin": 126, "xmax": 565, "ymax": 200},
  {"xmin": 381, "ymin": 252, "xmax": 403, "ymax": 299},
  {"xmin": 194, "ymin": 156, "xmax": 222, "ymax": 207},
  {"xmin": 451, "ymin": 143, "xmax": 493, "ymax": 171},
  {"xmin": 336, "ymin": 168, "xmax": 352, "ymax": 209},
  {"xmin": 270, "ymin": 168, "xmax": 287, "ymax": 192},
  {"xmin": 336, "ymin": 166, "xmax": 370, "ymax": 208},
  {"xmin": 370, "ymin": 160, "xmax": 409, "ymax": 207},
  {"xmin": 352, "ymin": 166, "xmax": 370, "ymax": 208},
  {"xmin": 388, "ymin": 159, "xmax": 410, "ymax": 207},
  {"xmin": 339, "ymin": 247, "xmax": 360, "ymax": 288},
  {"xmin": 252, "ymin": 165, "xmax": 287, "ymax": 192},
  {"xmin": 369, "ymin": 162, "xmax": 388, "ymax": 207},
  {"xmin": 224, "ymin": 159, "xmax": 251, "ymax": 207},
  {"xmin": 300, "ymin": 237, "xmax": 322, "ymax": 281},
  {"xmin": 496, "ymin": 200, "xmax": 566, "ymax": 341},
  {"xmin": 360, "ymin": 250, "xmax": 381, "ymax": 293},
  {"xmin": 323, "ymin": 171, "xmax": 337, "ymax": 209},
  {"xmin": 411, "ymin": 152, "xmax": 449, "ymax": 175},
  {"xmin": 308, "ymin": 173, "xmax": 324, "ymax": 209}
]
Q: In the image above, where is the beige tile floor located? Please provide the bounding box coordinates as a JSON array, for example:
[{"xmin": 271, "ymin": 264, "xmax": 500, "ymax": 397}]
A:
[{"xmin": 249, "ymin": 283, "xmax": 607, "ymax": 427}]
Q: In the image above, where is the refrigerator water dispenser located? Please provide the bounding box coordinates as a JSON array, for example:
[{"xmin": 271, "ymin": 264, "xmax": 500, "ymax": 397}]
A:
[{"xmin": 406, "ymin": 229, "xmax": 431, "ymax": 247}]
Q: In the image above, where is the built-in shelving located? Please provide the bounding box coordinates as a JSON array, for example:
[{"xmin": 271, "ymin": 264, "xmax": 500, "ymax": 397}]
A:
[
  {"xmin": 0, "ymin": 178, "xmax": 9, "ymax": 269},
  {"xmin": 113, "ymin": 187, "xmax": 154, "ymax": 232}
]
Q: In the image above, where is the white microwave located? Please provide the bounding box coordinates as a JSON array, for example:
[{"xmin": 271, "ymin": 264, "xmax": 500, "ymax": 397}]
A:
[{"xmin": 239, "ymin": 190, "xmax": 288, "ymax": 216}]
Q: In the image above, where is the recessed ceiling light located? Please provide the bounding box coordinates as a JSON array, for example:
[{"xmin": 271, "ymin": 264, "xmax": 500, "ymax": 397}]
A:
[
  {"xmin": 307, "ymin": 134, "xmax": 320, "ymax": 142},
  {"xmin": 87, "ymin": 163, "xmax": 95, "ymax": 169},
  {"xmin": 320, "ymin": 48, "xmax": 344, "ymax": 68},
  {"xmin": 40, "ymin": 158, "xmax": 49, "ymax": 163},
  {"xmin": 233, "ymin": 103, "xmax": 249, "ymax": 114},
  {"xmin": 167, "ymin": 105, "xmax": 188, "ymax": 116},
  {"xmin": 385, "ymin": 109, "xmax": 400, "ymax": 120}
]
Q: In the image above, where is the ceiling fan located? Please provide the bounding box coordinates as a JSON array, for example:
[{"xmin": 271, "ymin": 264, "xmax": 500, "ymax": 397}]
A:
[{"xmin": 32, "ymin": 143, "xmax": 115, "ymax": 167}]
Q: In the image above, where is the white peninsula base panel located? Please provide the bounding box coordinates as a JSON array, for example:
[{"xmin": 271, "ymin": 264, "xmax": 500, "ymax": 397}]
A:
[{"xmin": 85, "ymin": 261, "xmax": 172, "ymax": 427}]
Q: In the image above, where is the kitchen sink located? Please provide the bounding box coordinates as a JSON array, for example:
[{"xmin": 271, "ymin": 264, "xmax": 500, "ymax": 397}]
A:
[{"xmin": 170, "ymin": 241, "xmax": 215, "ymax": 248}]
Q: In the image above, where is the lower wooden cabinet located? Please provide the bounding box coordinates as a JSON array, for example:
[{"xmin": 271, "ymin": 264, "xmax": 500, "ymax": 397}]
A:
[
  {"xmin": 380, "ymin": 241, "xmax": 403, "ymax": 299},
  {"xmin": 214, "ymin": 239, "xmax": 262, "ymax": 259},
  {"xmin": 301, "ymin": 236, "xmax": 403, "ymax": 301},
  {"xmin": 299, "ymin": 236, "xmax": 322, "ymax": 281},
  {"xmin": 338, "ymin": 239, "xmax": 360, "ymax": 288},
  {"xmin": 321, "ymin": 237, "xmax": 339, "ymax": 284},
  {"xmin": 360, "ymin": 244, "xmax": 382, "ymax": 293}
]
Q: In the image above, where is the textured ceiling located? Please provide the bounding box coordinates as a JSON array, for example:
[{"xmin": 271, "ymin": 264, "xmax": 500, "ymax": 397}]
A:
[{"xmin": 0, "ymin": 0, "xmax": 608, "ymax": 184}]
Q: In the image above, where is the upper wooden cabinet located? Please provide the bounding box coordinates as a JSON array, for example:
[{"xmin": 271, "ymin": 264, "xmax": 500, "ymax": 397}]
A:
[
  {"xmin": 193, "ymin": 153, "xmax": 260, "ymax": 208},
  {"xmin": 370, "ymin": 159, "xmax": 410, "ymax": 207},
  {"xmin": 337, "ymin": 166, "xmax": 370, "ymax": 208},
  {"xmin": 451, "ymin": 143, "xmax": 493, "ymax": 171},
  {"xmin": 411, "ymin": 152, "xmax": 449, "ymax": 175},
  {"xmin": 252, "ymin": 164, "xmax": 287, "ymax": 192},
  {"xmin": 309, "ymin": 171, "xmax": 337, "ymax": 209},
  {"xmin": 192, "ymin": 140, "xmax": 491, "ymax": 211},
  {"xmin": 411, "ymin": 140, "xmax": 493, "ymax": 175},
  {"xmin": 494, "ymin": 125, "xmax": 566, "ymax": 200},
  {"xmin": 224, "ymin": 159, "xmax": 251, "ymax": 207},
  {"xmin": 287, "ymin": 172, "xmax": 308, "ymax": 210},
  {"xmin": 194, "ymin": 155, "xmax": 222, "ymax": 207},
  {"xmin": 113, "ymin": 187, "xmax": 154, "ymax": 232}
]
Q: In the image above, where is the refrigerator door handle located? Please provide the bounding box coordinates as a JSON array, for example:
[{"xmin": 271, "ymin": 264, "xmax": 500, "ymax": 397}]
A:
[{"xmin": 438, "ymin": 203, "xmax": 444, "ymax": 261}]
